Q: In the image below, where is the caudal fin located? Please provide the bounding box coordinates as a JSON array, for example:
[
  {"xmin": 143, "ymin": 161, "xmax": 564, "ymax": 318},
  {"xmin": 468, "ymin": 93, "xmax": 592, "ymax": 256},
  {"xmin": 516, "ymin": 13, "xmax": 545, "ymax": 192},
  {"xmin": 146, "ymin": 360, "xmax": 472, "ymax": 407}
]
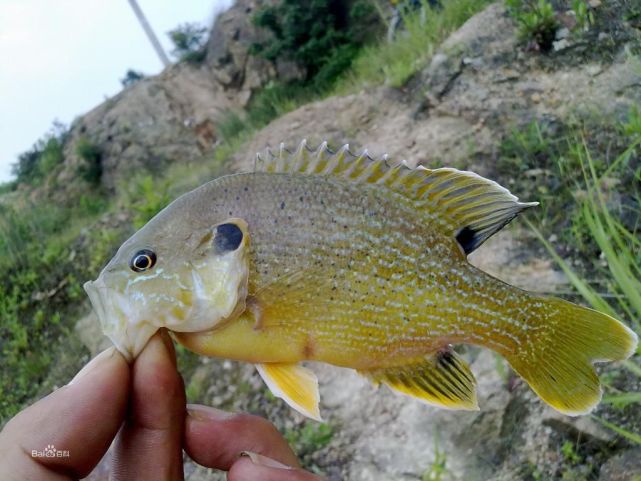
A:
[{"xmin": 506, "ymin": 297, "xmax": 638, "ymax": 416}]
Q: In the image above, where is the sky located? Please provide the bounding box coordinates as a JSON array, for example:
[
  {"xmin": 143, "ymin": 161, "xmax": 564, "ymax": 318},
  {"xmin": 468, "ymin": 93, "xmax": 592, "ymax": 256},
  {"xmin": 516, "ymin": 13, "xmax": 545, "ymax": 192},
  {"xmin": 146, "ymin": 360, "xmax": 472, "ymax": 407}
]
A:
[{"xmin": 0, "ymin": 0, "xmax": 233, "ymax": 183}]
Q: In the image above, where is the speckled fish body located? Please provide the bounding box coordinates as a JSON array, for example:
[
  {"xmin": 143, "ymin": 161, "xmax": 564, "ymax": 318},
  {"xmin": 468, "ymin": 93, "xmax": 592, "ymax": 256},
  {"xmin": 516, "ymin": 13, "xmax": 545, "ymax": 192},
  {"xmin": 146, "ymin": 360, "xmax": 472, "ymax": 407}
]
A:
[
  {"xmin": 85, "ymin": 141, "xmax": 638, "ymax": 421},
  {"xmin": 177, "ymin": 172, "xmax": 524, "ymax": 366}
]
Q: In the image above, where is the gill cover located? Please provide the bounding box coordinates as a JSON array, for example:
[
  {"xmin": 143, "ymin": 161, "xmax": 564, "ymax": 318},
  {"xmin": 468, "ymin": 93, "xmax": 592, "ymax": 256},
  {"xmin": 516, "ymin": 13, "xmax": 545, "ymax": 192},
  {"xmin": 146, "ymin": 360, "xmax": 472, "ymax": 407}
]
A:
[{"xmin": 84, "ymin": 219, "xmax": 250, "ymax": 361}]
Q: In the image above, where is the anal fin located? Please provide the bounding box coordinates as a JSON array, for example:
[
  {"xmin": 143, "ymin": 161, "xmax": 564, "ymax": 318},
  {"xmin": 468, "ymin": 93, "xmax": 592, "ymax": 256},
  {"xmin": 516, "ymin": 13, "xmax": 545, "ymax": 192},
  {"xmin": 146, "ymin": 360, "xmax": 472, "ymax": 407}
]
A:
[
  {"xmin": 360, "ymin": 350, "xmax": 478, "ymax": 410},
  {"xmin": 256, "ymin": 363, "xmax": 322, "ymax": 421}
]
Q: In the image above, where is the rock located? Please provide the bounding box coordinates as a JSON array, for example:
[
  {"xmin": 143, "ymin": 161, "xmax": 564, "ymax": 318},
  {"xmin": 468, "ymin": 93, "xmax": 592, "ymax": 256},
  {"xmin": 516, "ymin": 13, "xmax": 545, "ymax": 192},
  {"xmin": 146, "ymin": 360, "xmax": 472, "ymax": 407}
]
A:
[
  {"xmin": 56, "ymin": 62, "xmax": 236, "ymax": 194},
  {"xmin": 553, "ymin": 38, "xmax": 572, "ymax": 51},
  {"xmin": 206, "ymin": 0, "xmax": 293, "ymax": 99},
  {"xmin": 588, "ymin": 64, "xmax": 603, "ymax": 77},
  {"xmin": 599, "ymin": 448, "xmax": 641, "ymax": 481}
]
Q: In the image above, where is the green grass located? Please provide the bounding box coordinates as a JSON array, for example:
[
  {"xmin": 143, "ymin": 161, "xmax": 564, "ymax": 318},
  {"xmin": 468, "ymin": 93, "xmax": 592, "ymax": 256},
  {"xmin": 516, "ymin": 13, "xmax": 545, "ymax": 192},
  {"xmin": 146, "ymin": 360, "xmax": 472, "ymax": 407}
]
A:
[
  {"xmin": 0, "ymin": 193, "xmax": 123, "ymax": 422},
  {"xmin": 530, "ymin": 137, "xmax": 641, "ymax": 334},
  {"xmin": 284, "ymin": 422, "xmax": 334, "ymax": 457},
  {"xmin": 335, "ymin": 0, "xmax": 493, "ymax": 90},
  {"xmin": 529, "ymin": 133, "xmax": 641, "ymax": 445},
  {"xmin": 505, "ymin": 0, "xmax": 558, "ymax": 51},
  {"xmin": 422, "ymin": 432, "xmax": 449, "ymax": 481}
]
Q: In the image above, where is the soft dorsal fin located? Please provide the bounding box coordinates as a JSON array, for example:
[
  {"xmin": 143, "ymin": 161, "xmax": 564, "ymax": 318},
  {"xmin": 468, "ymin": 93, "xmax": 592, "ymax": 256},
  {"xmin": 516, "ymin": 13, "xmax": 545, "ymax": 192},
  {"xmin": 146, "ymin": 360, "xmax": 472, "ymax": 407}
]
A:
[
  {"xmin": 358, "ymin": 349, "xmax": 478, "ymax": 410},
  {"xmin": 255, "ymin": 140, "xmax": 537, "ymax": 254}
]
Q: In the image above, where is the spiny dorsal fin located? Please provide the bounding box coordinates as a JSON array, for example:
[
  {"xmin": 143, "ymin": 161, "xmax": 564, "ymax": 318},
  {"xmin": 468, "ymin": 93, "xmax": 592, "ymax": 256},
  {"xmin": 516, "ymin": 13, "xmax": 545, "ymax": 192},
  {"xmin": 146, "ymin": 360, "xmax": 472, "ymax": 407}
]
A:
[{"xmin": 255, "ymin": 140, "xmax": 538, "ymax": 254}]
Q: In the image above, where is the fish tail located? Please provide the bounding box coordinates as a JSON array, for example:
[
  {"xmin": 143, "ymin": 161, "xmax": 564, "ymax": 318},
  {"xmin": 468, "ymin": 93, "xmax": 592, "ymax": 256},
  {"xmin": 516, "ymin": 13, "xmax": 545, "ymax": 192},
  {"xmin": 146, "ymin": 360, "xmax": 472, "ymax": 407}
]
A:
[{"xmin": 505, "ymin": 296, "xmax": 638, "ymax": 415}]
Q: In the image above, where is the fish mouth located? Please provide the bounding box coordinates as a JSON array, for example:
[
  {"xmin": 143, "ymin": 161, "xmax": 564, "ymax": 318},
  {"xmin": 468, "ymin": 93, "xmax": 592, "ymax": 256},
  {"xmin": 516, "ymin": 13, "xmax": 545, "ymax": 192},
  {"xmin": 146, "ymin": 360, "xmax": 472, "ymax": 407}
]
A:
[{"xmin": 84, "ymin": 278, "xmax": 157, "ymax": 362}]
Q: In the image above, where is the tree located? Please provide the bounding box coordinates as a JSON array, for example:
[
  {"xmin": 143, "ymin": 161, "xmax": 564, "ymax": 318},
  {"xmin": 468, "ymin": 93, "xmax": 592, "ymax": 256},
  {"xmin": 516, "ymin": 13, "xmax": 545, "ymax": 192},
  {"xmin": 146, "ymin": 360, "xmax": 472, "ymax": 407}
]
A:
[
  {"xmin": 168, "ymin": 23, "xmax": 208, "ymax": 63},
  {"xmin": 121, "ymin": 69, "xmax": 146, "ymax": 88},
  {"xmin": 251, "ymin": 0, "xmax": 380, "ymax": 88}
]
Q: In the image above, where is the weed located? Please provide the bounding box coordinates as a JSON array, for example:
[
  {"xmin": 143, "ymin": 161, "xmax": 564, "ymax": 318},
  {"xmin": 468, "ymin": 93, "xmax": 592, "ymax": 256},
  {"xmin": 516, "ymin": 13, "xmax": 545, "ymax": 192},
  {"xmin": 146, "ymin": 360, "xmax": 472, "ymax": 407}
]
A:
[
  {"xmin": 592, "ymin": 416, "xmax": 641, "ymax": 445},
  {"xmin": 571, "ymin": 0, "xmax": 593, "ymax": 31},
  {"xmin": 422, "ymin": 432, "xmax": 449, "ymax": 481},
  {"xmin": 621, "ymin": 105, "xmax": 641, "ymax": 141},
  {"xmin": 561, "ymin": 440, "xmax": 581, "ymax": 465},
  {"xmin": 506, "ymin": 0, "xmax": 559, "ymax": 51},
  {"xmin": 285, "ymin": 422, "xmax": 334, "ymax": 457}
]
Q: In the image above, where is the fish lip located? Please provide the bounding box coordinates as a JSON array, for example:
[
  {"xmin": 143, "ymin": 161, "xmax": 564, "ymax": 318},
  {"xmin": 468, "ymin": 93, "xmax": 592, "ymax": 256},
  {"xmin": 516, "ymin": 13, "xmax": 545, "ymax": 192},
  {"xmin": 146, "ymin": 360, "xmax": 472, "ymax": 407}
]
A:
[
  {"xmin": 84, "ymin": 279, "xmax": 106, "ymax": 326},
  {"xmin": 83, "ymin": 277, "xmax": 146, "ymax": 362}
]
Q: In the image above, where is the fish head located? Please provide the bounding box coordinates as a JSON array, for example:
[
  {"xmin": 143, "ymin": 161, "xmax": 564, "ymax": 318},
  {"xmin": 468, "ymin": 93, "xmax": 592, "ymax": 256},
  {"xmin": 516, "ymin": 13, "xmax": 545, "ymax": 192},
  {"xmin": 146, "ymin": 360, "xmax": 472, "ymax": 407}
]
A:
[{"xmin": 84, "ymin": 213, "xmax": 250, "ymax": 361}]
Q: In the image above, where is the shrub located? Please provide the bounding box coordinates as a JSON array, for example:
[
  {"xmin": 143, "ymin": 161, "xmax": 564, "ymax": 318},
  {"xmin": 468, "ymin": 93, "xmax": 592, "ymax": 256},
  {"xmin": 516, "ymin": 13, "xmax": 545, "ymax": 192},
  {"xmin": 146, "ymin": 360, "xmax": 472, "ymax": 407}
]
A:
[
  {"xmin": 12, "ymin": 122, "xmax": 68, "ymax": 185},
  {"xmin": 0, "ymin": 182, "xmax": 16, "ymax": 194},
  {"xmin": 121, "ymin": 69, "xmax": 145, "ymax": 88},
  {"xmin": 75, "ymin": 137, "xmax": 103, "ymax": 185},
  {"xmin": 130, "ymin": 175, "xmax": 172, "ymax": 229},
  {"xmin": 168, "ymin": 23, "xmax": 208, "ymax": 63},
  {"xmin": 251, "ymin": 0, "xmax": 381, "ymax": 90}
]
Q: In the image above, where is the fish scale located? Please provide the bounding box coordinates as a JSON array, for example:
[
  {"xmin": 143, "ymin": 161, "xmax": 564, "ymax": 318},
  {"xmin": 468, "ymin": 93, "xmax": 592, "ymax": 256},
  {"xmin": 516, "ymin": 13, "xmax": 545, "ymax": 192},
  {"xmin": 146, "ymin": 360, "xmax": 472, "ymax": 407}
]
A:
[
  {"xmin": 185, "ymin": 172, "xmax": 545, "ymax": 366},
  {"xmin": 85, "ymin": 141, "xmax": 638, "ymax": 420}
]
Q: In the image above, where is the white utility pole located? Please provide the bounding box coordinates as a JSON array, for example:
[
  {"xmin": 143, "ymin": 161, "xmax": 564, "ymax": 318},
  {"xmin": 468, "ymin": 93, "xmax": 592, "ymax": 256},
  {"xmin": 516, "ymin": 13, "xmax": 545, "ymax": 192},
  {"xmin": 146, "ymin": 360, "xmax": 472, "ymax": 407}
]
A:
[{"xmin": 127, "ymin": 0, "xmax": 171, "ymax": 67}]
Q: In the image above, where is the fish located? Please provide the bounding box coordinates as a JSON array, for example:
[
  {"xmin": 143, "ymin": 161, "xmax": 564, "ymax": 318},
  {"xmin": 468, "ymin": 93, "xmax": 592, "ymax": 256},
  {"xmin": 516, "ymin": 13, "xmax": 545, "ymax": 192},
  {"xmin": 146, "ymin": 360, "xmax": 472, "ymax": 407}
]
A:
[{"xmin": 84, "ymin": 140, "xmax": 638, "ymax": 421}]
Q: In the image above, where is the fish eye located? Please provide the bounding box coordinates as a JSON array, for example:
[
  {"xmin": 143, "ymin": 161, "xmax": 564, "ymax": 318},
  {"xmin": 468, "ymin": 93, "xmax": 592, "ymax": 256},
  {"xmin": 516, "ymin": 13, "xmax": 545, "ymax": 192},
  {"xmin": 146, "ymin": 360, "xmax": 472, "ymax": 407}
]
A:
[{"xmin": 129, "ymin": 249, "xmax": 157, "ymax": 272}]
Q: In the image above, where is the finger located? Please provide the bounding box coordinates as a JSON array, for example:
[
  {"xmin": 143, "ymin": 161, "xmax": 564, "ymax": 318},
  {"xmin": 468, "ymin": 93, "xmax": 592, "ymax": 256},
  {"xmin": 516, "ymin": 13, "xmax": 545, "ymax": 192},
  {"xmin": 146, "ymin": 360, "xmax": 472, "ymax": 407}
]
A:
[
  {"xmin": 0, "ymin": 347, "xmax": 130, "ymax": 480},
  {"xmin": 184, "ymin": 405, "xmax": 300, "ymax": 470},
  {"xmin": 229, "ymin": 454, "xmax": 326, "ymax": 481},
  {"xmin": 110, "ymin": 330, "xmax": 186, "ymax": 481}
]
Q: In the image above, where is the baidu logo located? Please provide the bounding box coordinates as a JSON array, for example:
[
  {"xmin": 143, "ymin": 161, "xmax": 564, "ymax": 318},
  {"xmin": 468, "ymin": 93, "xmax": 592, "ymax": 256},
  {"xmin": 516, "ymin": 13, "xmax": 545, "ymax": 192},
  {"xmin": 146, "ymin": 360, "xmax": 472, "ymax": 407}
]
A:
[{"xmin": 31, "ymin": 444, "xmax": 70, "ymax": 458}]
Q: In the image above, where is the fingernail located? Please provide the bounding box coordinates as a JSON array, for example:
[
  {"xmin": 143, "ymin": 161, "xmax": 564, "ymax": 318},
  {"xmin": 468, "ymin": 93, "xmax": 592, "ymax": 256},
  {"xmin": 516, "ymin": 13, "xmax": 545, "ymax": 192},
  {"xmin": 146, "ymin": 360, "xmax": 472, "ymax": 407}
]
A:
[
  {"xmin": 187, "ymin": 404, "xmax": 235, "ymax": 421},
  {"xmin": 141, "ymin": 331, "xmax": 177, "ymax": 367},
  {"xmin": 240, "ymin": 451, "xmax": 294, "ymax": 470},
  {"xmin": 159, "ymin": 328, "xmax": 177, "ymax": 366},
  {"xmin": 69, "ymin": 347, "xmax": 116, "ymax": 385}
]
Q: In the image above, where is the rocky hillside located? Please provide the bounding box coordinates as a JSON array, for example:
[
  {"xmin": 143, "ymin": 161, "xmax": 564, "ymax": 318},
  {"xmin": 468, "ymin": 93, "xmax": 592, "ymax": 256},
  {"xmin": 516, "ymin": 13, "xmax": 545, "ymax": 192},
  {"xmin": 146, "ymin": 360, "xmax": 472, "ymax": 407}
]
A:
[{"xmin": 3, "ymin": 1, "xmax": 641, "ymax": 480}]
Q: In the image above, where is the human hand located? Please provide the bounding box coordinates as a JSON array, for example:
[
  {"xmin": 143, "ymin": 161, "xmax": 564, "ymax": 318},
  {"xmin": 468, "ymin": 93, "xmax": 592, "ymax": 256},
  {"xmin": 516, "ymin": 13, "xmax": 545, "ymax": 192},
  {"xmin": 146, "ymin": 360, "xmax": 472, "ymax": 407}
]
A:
[{"xmin": 0, "ymin": 331, "xmax": 325, "ymax": 480}]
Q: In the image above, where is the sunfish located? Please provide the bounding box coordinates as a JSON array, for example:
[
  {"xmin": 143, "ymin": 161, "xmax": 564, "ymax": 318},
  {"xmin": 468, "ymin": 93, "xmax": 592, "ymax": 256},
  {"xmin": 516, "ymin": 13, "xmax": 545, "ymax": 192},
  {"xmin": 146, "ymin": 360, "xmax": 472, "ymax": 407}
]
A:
[{"xmin": 84, "ymin": 141, "xmax": 638, "ymax": 420}]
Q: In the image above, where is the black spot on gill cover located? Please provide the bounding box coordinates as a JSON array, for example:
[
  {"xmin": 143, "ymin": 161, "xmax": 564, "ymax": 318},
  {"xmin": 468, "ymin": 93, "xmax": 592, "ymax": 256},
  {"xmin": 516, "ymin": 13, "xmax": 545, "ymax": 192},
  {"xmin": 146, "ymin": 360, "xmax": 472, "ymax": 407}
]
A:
[{"xmin": 215, "ymin": 223, "xmax": 243, "ymax": 253}]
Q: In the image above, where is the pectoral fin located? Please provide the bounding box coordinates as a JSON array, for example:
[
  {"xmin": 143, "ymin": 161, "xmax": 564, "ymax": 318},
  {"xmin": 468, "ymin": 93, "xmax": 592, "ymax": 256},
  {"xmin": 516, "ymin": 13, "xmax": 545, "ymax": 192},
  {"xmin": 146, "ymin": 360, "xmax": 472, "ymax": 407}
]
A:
[
  {"xmin": 256, "ymin": 363, "xmax": 322, "ymax": 421},
  {"xmin": 359, "ymin": 350, "xmax": 478, "ymax": 410}
]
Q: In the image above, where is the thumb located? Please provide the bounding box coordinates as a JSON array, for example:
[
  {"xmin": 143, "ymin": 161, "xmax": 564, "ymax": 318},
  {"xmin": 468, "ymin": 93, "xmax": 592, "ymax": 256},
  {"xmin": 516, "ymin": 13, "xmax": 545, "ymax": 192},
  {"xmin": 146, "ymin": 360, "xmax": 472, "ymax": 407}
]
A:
[{"xmin": 0, "ymin": 347, "xmax": 130, "ymax": 480}]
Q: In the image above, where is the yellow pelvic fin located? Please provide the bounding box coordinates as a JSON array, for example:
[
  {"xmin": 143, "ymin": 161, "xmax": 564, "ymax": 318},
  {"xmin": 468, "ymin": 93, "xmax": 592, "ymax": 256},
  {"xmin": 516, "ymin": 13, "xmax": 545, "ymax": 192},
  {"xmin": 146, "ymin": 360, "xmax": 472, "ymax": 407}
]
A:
[
  {"xmin": 255, "ymin": 140, "xmax": 537, "ymax": 254},
  {"xmin": 256, "ymin": 363, "xmax": 322, "ymax": 421},
  {"xmin": 359, "ymin": 350, "xmax": 478, "ymax": 410}
]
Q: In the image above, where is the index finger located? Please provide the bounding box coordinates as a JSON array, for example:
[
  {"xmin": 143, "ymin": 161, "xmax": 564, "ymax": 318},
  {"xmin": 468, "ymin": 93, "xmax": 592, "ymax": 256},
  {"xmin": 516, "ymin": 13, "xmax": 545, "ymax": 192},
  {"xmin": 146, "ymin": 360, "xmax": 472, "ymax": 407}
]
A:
[
  {"xmin": 110, "ymin": 330, "xmax": 186, "ymax": 481},
  {"xmin": 184, "ymin": 405, "xmax": 300, "ymax": 470},
  {"xmin": 0, "ymin": 347, "xmax": 129, "ymax": 480}
]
